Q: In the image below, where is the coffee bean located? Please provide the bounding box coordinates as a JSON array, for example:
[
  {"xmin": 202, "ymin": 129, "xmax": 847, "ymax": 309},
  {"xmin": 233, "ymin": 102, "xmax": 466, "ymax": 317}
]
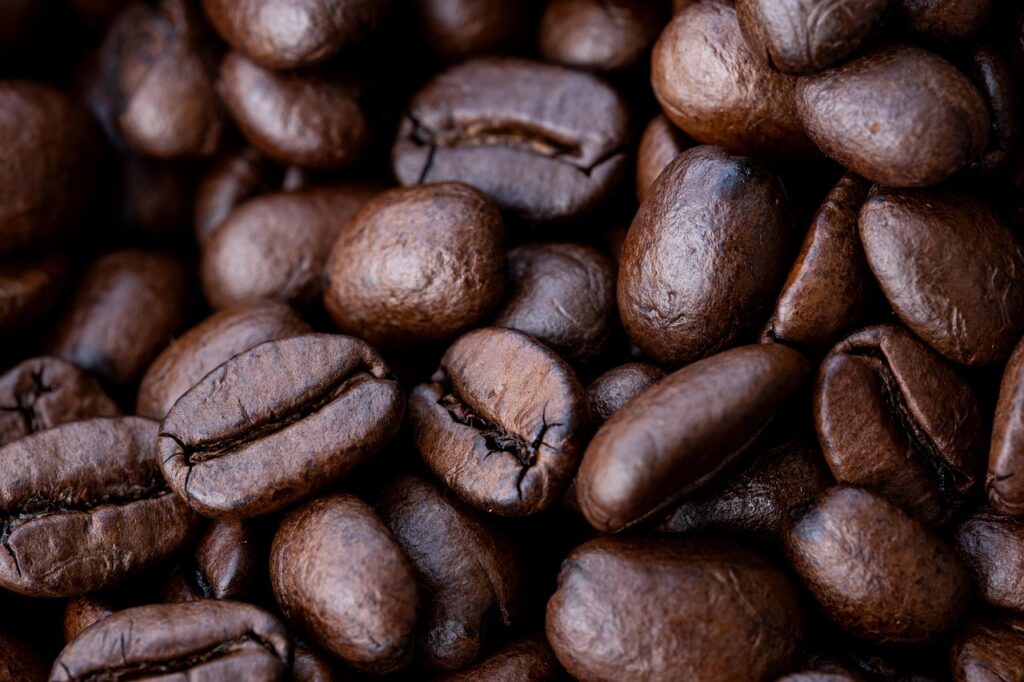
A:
[
  {"xmin": 577, "ymin": 343, "xmax": 809, "ymax": 532},
  {"xmin": 0, "ymin": 356, "xmax": 120, "ymax": 447},
  {"xmin": 785, "ymin": 486, "xmax": 970, "ymax": 644},
  {"xmin": 392, "ymin": 57, "xmax": 629, "ymax": 222},
  {"xmin": 271, "ymin": 494, "xmax": 418, "ymax": 674},
  {"xmin": 0, "ymin": 253, "xmax": 67, "ymax": 335},
  {"xmin": 897, "ymin": 0, "xmax": 992, "ymax": 41},
  {"xmin": 619, "ymin": 145, "xmax": 792, "ymax": 366},
  {"xmin": 292, "ymin": 641, "xmax": 336, "ymax": 682},
  {"xmin": 546, "ymin": 536, "xmax": 804, "ymax": 681},
  {"xmin": 968, "ymin": 46, "xmax": 1020, "ymax": 176},
  {"xmin": 954, "ymin": 509, "xmax": 1024, "ymax": 613},
  {"xmin": 433, "ymin": 634, "xmax": 564, "ymax": 682},
  {"xmin": 0, "ymin": 631, "xmax": 48, "ymax": 681},
  {"xmin": 815, "ymin": 324, "xmax": 984, "ymax": 524},
  {"xmin": 158, "ymin": 333, "xmax": 403, "ymax": 518},
  {"xmin": 586, "ymin": 362, "xmax": 664, "ymax": 424},
  {"xmin": 635, "ymin": 114, "xmax": 689, "ymax": 202},
  {"xmin": 64, "ymin": 594, "xmax": 118, "ymax": 643},
  {"xmin": 0, "ymin": 417, "xmax": 196, "ymax": 597},
  {"xmin": 416, "ymin": 0, "xmax": 533, "ymax": 61},
  {"xmin": 163, "ymin": 519, "xmax": 263, "ymax": 602},
  {"xmin": 324, "ymin": 183, "xmax": 506, "ymax": 348},
  {"xmin": 114, "ymin": 154, "xmax": 198, "ymax": 243},
  {"xmin": 51, "ymin": 600, "xmax": 291, "ymax": 681},
  {"xmin": 409, "ymin": 327, "xmax": 589, "ymax": 516},
  {"xmin": 859, "ymin": 188, "xmax": 1024, "ymax": 365},
  {"xmin": 949, "ymin": 615, "xmax": 1024, "ymax": 682},
  {"xmin": 539, "ymin": 0, "xmax": 667, "ymax": 72},
  {"xmin": 797, "ymin": 45, "xmax": 989, "ymax": 187},
  {"xmin": 988, "ymin": 335, "xmax": 1024, "ymax": 515}
]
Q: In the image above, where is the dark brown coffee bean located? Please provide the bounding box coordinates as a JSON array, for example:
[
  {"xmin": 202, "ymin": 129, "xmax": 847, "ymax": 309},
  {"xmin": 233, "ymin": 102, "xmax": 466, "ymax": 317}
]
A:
[
  {"xmin": 392, "ymin": 57, "xmax": 629, "ymax": 223},
  {"xmin": 202, "ymin": 0, "xmax": 392, "ymax": 69},
  {"xmin": 546, "ymin": 536, "xmax": 804, "ymax": 681},
  {"xmin": 968, "ymin": 46, "xmax": 1019, "ymax": 176},
  {"xmin": 202, "ymin": 183, "xmax": 383, "ymax": 310},
  {"xmin": 586, "ymin": 362, "xmax": 664, "ymax": 424},
  {"xmin": 52, "ymin": 600, "xmax": 291, "ymax": 681},
  {"xmin": 954, "ymin": 508, "xmax": 1024, "ymax": 613},
  {"xmin": 785, "ymin": 486, "xmax": 970, "ymax": 644},
  {"xmin": 577, "ymin": 344, "xmax": 809, "ymax": 532},
  {"xmin": 0, "ymin": 631, "xmax": 48, "ymax": 682},
  {"xmin": 49, "ymin": 250, "xmax": 190, "ymax": 388},
  {"xmin": 735, "ymin": 0, "xmax": 887, "ymax": 74},
  {"xmin": 636, "ymin": 114, "xmax": 689, "ymax": 202},
  {"xmin": 814, "ymin": 325, "xmax": 984, "ymax": 524},
  {"xmin": 0, "ymin": 356, "xmax": 120, "ymax": 447},
  {"xmin": 652, "ymin": 2, "xmax": 815, "ymax": 158},
  {"xmin": 657, "ymin": 436, "xmax": 830, "ymax": 537},
  {"xmin": 164, "ymin": 519, "xmax": 262, "ymax": 602},
  {"xmin": 0, "ymin": 417, "xmax": 196, "ymax": 597},
  {"xmin": 271, "ymin": 494, "xmax": 418, "ymax": 674},
  {"xmin": 115, "ymin": 154, "xmax": 198, "ymax": 243},
  {"xmin": 159, "ymin": 333, "xmax": 403, "ymax": 519},
  {"xmin": 137, "ymin": 302, "xmax": 310, "ymax": 419},
  {"xmin": 409, "ymin": 327, "xmax": 588, "ymax": 516},
  {"xmin": 539, "ymin": 0, "xmax": 667, "ymax": 72},
  {"xmin": 763, "ymin": 173, "xmax": 871, "ymax": 352},
  {"xmin": 0, "ymin": 82, "xmax": 99, "ymax": 254},
  {"xmin": 98, "ymin": 0, "xmax": 223, "ymax": 159},
  {"xmin": 494, "ymin": 243, "xmax": 615, "ymax": 366},
  {"xmin": 989, "ymin": 336, "xmax": 1024, "ymax": 515},
  {"xmin": 432, "ymin": 634, "xmax": 564, "ymax": 682},
  {"xmin": 64, "ymin": 594, "xmax": 118, "ymax": 642},
  {"xmin": 797, "ymin": 45, "xmax": 989, "ymax": 187},
  {"xmin": 416, "ymin": 0, "xmax": 534, "ymax": 61},
  {"xmin": 324, "ymin": 183, "xmax": 506, "ymax": 348},
  {"xmin": 0, "ymin": 253, "xmax": 67, "ymax": 335},
  {"xmin": 950, "ymin": 615, "xmax": 1024, "ymax": 682},
  {"xmin": 292, "ymin": 641, "xmax": 336, "ymax": 682},
  {"xmin": 619, "ymin": 146, "xmax": 792, "ymax": 366},
  {"xmin": 218, "ymin": 52, "xmax": 369, "ymax": 169},
  {"xmin": 897, "ymin": 0, "xmax": 992, "ymax": 41},
  {"xmin": 859, "ymin": 188, "xmax": 1024, "ymax": 365},
  {"xmin": 194, "ymin": 148, "xmax": 287, "ymax": 247}
]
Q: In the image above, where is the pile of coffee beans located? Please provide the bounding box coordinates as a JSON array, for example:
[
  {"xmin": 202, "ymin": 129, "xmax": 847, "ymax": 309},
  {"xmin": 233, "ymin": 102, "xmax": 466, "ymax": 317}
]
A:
[{"xmin": 3, "ymin": 0, "xmax": 1024, "ymax": 680}]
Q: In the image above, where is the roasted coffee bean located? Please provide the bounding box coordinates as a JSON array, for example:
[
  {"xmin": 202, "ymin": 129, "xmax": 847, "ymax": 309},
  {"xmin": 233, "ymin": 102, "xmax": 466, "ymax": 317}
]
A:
[
  {"xmin": 539, "ymin": 0, "xmax": 666, "ymax": 72},
  {"xmin": 433, "ymin": 634, "xmax": 564, "ymax": 682},
  {"xmin": 51, "ymin": 600, "xmax": 291, "ymax": 681},
  {"xmin": 0, "ymin": 417, "xmax": 196, "ymax": 597},
  {"xmin": 635, "ymin": 114, "xmax": 689, "ymax": 202},
  {"xmin": 324, "ymin": 183, "xmax": 506, "ymax": 348},
  {"xmin": 0, "ymin": 356, "xmax": 120, "ymax": 447},
  {"xmin": 137, "ymin": 302, "xmax": 310, "ymax": 419},
  {"xmin": 416, "ymin": 0, "xmax": 534, "ymax": 60},
  {"xmin": 494, "ymin": 243, "xmax": 615, "ymax": 366},
  {"xmin": 586, "ymin": 362, "xmax": 664, "ymax": 424},
  {"xmin": 785, "ymin": 487, "xmax": 970, "ymax": 644},
  {"xmin": 859, "ymin": 188, "xmax": 1024, "ymax": 365},
  {"xmin": 954, "ymin": 509, "xmax": 1024, "ymax": 613},
  {"xmin": 164, "ymin": 519, "xmax": 262, "ymax": 602},
  {"xmin": 292, "ymin": 642, "xmax": 336, "ymax": 682},
  {"xmin": 763, "ymin": 173, "xmax": 871, "ymax": 352},
  {"xmin": 0, "ymin": 253, "xmax": 66, "ymax": 336},
  {"xmin": 48, "ymin": 250, "xmax": 190, "ymax": 389},
  {"xmin": 271, "ymin": 494, "xmax": 418, "ymax": 674},
  {"xmin": 158, "ymin": 334, "xmax": 403, "ymax": 518},
  {"xmin": 203, "ymin": 0, "xmax": 392, "ymax": 69},
  {"xmin": 897, "ymin": 0, "xmax": 992, "ymax": 41},
  {"xmin": 546, "ymin": 536, "xmax": 804, "ymax": 682},
  {"xmin": 97, "ymin": 0, "xmax": 223, "ymax": 159},
  {"xmin": 194, "ymin": 148, "xmax": 289, "ymax": 247},
  {"xmin": 218, "ymin": 52, "xmax": 369, "ymax": 169},
  {"xmin": 115, "ymin": 154, "xmax": 198, "ymax": 243},
  {"xmin": 797, "ymin": 45, "xmax": 989, "ymax": 187},
  {"xmin": 968, "ymin": 46, "xmax": 1019, "ymax": 176},
  {"xmin": 988, "ymin": 335, "xmax": 1024, "ymax": 516},
  {"xmin": 949, "ymin": 615, "xmax": 1024, "ymax": 682},
  {"xmin": 652, "ymin": 2, "xmax": 815, "ymax": 158},
  {"xmin": 392, "ymin": 58, "xmax": 630, "ymax": 223},
  {"xmin": 619, "ymin": 145, "xmax": 792, "ymax": 366},
  {"xmin": 378, "ymin": 474, "xmax": 521, "ymax": 670},
  {"xmin": 202, "ymin": 183, "xmax": 383, "ymax": 310},
  {"xmin": 577, "ymin": 344, "xmax": 809, "ymax": 532},
  {"xmin": 735, "ymin": 0, "xmax": 888, "ymax": 74},
  {"xmin": 409, "ymin": 327, "xmax": 588, "ymax": 516},
  {"xmin": 64, "ymin": 594, "xmax": 119, "ymax": 642},
  {"xmin": 0, "ymin": 82, "xmax": 98, "ymax": 254},
  {"xmin": 657, "ymin": 436, "xmax": 831, "ymax": 537},
  {"xmin": 0, "ymin": 631, "xmax": 48, "ymax": 681},
  {"xmin": 814, "ymin": 325, "xmax": 984, "ymax": 524}
]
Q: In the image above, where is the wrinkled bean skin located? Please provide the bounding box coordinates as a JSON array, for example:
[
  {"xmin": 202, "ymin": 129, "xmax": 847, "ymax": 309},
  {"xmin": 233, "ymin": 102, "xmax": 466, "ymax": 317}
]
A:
[
  {"xmin": 539, "ymin": 0, "xmax": 667, "ymax": 72},
  {"xmin": 949, "ymin": 615, "xmax": 1024, "ymax": 682},
  {"xmin": 159, "ymin": 334, "xmax": 404, "ymax": 519},
  {"xmin": 51, "ymin": 600, "xmax": 291, "ymax": 681},
  {"xmin": 410, "ymin": 328, "xmax": 588, "ymax": 516},
  {"xmin": 546, "ymin": 536, "xmax": 804, "ymax": 682},
  {"xmin": 194, "ymin": 148, "xmax": 285, "ymax": 247},
  {"xmin": 814, "ymin": 325, "xmax": 984, "ymax": 524},
  {"xmin": 0, "ymin": 253, "xmax": 67, "ymax": 335},
  {"xmin": 0, "ymin": 417, "xmax": 196, "ymax": 598},
  {"xmin": 988, "ymin": 336, "xmax": 1024, "ymax": 516},
  {"xmin": 619, "ymin": 145, "xmax": 792, "ymax": 366},
  {"xmin": 392, "ymin": 58, "xmax": 630, "ymax": 223},
  {"xmin": 0, "ymin": 356, "xmax": 120, "ymax": 447},
  {"xmin": 785, "ymin": 487, "xmax": 971, "ymax": 644},
  {"xmin": 735, "ymin": 0, "xmax": 888, "ymax": 74},
  {"xmin": 586, "ymin": 362, "xmax": 664, "ymax": 424},
  {"xmin": 164, "ymin": 519, "xmax": 262, "ymax": 602},
  {"xmin": 377, "ymin": 474, "xmax": 521, "ymax": 670},
  {"xmin": 635, "ymin": 115, "xmax": 689, "ymax": 202},
  {"xmin": 797, "ymin": 45, "xmax": 990, "ymax": 187},
  {"xmin": 578, "ymin": 344, "xmax": 809, "ymax": 532},
  {"xmin": 652, "ymin": 3, "xmax": 815, "ymax": 158},
  {"xmin": 897, "ymin": 0, "xmax": 992, "ymax": 41},
  {"xmin": 432, "ymin": 635, "xmax": 564, "ymax": 682},
  {"xmin": 0, "ymin": 631, "xmax": 48, "ymax": 681},
  {"xmin": 271, "ymin": 494, "xmax": 418, "ymax": 674},
  {"xmin": 763, "ymin": 173, "xmax": 871, "ymax": 352},
  {"xmin": 416, "ymin": 0, "xmax": 533, "ymax": 61},
  {"xmin": 137, "ymin": 302, "xmax": 310, "ymax": 419},
  {"xmin": 859, "ymin": 188, "xmax": 1024, "ymax": 366},
  {"xmin": 954, "ymin": 509, "xmax": 1024, "ymax": 612}
]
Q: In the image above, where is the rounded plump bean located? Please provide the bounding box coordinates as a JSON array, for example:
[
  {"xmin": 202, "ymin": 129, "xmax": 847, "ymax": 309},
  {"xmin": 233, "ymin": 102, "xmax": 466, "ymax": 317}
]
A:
[
  {"xmin": 988, "ymin": 336, "xmax": 1024, "ymax": 515},
  {"xmin": 949, "ymin": 615, "xmax": 1024, "ymax": 682},
  {"xmin": 0, "ymin": 253, "xmax": 67, "ymax": 335},
  {"xmin": 968, "ymin": 46, "xmax": 1020, "ymax": 176},
  {"xmin": 292, "ymin": 641, "xmax": 337, "ymax": 682},
  {"xmin": 163, "ymin": 519, "xmax": 262, "ymax": 602},
  {"xmin": 586, "ymin": 362, "xmax": 664, "ymax": 424},
  {"xmin": 954, "ymin": 509, "xmax": 1024, "ymax": 613},
  {"xmin": 635, "ymin": 114, "xmax": 689, "ymax": 202},
  {"xmin": 193, "ymin": 148, "xmax": 288, "ymax": 247},
  {"xmin": 415, "ymin": 0, "xmax": 533, "ymax": 60},
  {"xmin": 539, "ymin": 0, "xmax": 666, "ymax": 72},
  {"xmin": 434, "ymin": 635, "xmax": 564, "ymax": 682}
]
